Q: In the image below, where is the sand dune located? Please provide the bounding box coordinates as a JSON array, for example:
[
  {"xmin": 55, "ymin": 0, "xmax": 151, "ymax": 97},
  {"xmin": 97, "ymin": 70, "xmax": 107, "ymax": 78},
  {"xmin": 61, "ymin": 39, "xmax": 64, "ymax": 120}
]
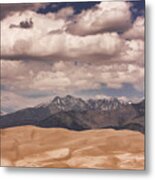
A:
[{"xmin": 0, "ymin": 126, "xmax": 144, "ymax": 169}]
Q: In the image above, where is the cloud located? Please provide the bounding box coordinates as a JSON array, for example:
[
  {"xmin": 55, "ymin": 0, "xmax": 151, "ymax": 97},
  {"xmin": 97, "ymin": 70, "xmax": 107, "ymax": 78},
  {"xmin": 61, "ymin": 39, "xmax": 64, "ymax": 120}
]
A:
[
  {"xmin": 1, "ymin": 10, "xmax": 66, "ymax": 59},
  {"xmin": 0, "ymin": 2, "xmax": 144, "ymax": 112},
  {"xmin": 1, "ymin": 60, "xmax": 144, "ymax": 94},
  {"xmin": 1, "ymin": 10, "xmax": 123, "ymax": 61},
  {"xmin": 122, "ymin": 16, "xmax": 144, "ymax": 40},
  {"xmin": 67, "ymin": 1, "xmax": 132, "ymax": 36},
  {"xmin": 119, "ymin": 39, "xmax": 144, "ymax": 65},
  {"xmin": 55, "ymin": 7, "xmax": 74, "ymax": 19},
  {"xmin": 1, "ymin": 3, "xmax": 143, "ymax": 65},
  {"xmin": 0, "ymin": 3, "xmax": 48, "ymax": 20},
  {"xmin": 1, "ymin": 90, "xmax": 51, "ymax": 113}
]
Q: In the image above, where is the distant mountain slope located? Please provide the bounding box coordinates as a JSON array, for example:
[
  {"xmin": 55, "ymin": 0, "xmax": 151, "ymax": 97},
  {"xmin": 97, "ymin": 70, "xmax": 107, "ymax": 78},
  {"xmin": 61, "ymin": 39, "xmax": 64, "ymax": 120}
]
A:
[{"xmin": 0, "ymin": 95, "xmax": 145, "ymax": 133}]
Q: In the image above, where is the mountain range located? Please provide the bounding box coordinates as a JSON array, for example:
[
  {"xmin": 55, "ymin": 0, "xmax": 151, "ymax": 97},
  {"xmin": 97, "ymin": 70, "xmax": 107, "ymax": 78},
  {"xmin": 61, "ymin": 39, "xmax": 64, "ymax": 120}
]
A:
[{"xmin": 0, "ymin": 95, "xmax": 145, "ymax": 133}]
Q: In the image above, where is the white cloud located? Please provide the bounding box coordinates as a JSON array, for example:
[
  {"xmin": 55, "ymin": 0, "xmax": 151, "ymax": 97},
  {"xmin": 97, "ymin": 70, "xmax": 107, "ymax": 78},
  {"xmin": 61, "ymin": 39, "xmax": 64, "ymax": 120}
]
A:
[
  {"xmin": 55, "ymin": 7, "xmax": 74, "ymax": 19},
  {"xmin": 122, "ymin": 16, "xmax": 144, "ymax": 40},
  {"xmin": 119, "ymin": 39, "xmax": 144, "ymax": 65},
  {"xmin": 67, "ymin": 1, "xmax": 132, "ymax": 36},
  {"xmin": 0, "ymin": 1, "xmax": 145, "ymax": 112},
  {"xmin": 1, "ymin": 10, "xmax": 66, "ymax": 58},
  {"xmin": 1, "ymin": 10, "xmax": 123, "ymax": 61},
  {"xmin": 1, "ymin": 2, "xmax": 144, "ymax": 65},
  {"xmin": 1, "ymin": 60, "xmax": 144, "ymax": 94}
]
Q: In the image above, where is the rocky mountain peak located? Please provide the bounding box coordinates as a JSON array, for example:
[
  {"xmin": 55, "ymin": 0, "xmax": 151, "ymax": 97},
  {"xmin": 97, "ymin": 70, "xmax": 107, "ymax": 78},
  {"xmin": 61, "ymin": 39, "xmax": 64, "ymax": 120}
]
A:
[
  {"xmin": 0, "ymin": 95, "xmax": 145, "ymax": 133},
  {"xmin": 36, "ymin": 95, "xmax": 133, "ymax": 113},
  {"xmin": 52, "ymin": 96, "xmax": 61, "ymax": 103}
]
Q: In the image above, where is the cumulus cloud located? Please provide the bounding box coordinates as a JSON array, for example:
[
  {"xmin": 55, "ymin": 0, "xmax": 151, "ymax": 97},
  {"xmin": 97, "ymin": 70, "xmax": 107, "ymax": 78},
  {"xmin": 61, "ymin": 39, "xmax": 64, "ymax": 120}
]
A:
[
  {"xmin": 119, "ymin": 39, "xmax": 144, "ymax": 65},
  {"xmin": 1, "ymin": 60, "xmax": 144, "ymax": 95},
  {"xmin": 1, "ymin": 2, "xmax": 143, "ymax": 65},
  {"xmin": 1, "ymin": 10, "xmax": 66, "ymax": 59},
  {"xmin": 0, "ymin": 1, "xmax": 145, "ymax": 112},
  {"xmin": 122, "ymin": 16, "xmax": 144, "ymax": 40},
  {"xmin": 55, "ymin": 7, "xmax": 74, "ymax": 19},
  {"xmin": 0, "ymin": 3, "xmax": 48, "ymax": 20},
  {"xmin": 1, "ymin": 10, "xmax": 123, "ymax": 61},
  {"xmin": 67, "ymin": 1, "xmax": 132, "ymax": 36}
]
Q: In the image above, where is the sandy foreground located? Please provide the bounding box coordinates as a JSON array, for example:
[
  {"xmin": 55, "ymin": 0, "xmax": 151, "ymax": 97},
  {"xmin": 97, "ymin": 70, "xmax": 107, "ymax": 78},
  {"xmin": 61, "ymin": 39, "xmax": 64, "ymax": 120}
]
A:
[{"xmin": 0, "ymin": 126, "xmax": 144, "ymax": 170}]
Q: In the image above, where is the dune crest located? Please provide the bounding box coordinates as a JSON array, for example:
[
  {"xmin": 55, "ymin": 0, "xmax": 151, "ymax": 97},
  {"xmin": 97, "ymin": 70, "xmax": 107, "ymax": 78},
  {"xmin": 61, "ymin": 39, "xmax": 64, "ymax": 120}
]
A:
[{"xmin": 1, "ymin": 126, "xmax": 144, "ymax": 169}]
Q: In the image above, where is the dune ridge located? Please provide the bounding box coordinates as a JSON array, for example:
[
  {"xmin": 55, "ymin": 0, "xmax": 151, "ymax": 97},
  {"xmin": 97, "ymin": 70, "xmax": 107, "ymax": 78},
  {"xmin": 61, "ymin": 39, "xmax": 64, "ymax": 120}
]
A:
[{"xmin": 1, "ymin": 126, "xmax": 144, "ymax": 169}]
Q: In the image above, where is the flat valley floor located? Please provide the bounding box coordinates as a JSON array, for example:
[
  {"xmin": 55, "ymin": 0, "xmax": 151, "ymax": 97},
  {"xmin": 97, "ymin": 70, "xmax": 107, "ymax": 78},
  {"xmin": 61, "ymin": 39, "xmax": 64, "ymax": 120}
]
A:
[{"xmin": 0, "ymin": 126, "xmax": 144, "ymax": 170}]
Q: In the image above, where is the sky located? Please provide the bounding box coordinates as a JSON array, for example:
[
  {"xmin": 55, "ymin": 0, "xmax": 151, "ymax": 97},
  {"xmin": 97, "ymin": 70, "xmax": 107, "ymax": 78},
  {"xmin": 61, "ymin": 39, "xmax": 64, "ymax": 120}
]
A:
[{"xmin": 0, "ymin": 0, "xmax": 145, "ymax": 113}]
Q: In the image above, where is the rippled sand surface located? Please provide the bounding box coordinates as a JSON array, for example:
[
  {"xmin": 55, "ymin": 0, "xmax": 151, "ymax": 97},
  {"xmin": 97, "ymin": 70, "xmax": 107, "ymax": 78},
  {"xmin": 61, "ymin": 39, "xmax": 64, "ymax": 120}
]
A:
[{"xmin": 0, "ymin": 126, "xmax": 144, "ymax": 169}]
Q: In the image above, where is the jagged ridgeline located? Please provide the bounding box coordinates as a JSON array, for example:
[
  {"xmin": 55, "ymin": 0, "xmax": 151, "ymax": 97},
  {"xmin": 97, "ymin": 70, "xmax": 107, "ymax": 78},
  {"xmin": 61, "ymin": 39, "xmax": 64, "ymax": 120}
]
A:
[{"xmin": 0, "ymin": 95, "xmax": 145, "ymax": 133}]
